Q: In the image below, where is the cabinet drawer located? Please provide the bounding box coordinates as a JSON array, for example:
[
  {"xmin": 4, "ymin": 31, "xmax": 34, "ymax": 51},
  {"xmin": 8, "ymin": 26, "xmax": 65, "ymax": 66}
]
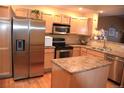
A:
[
  {"xmin": 81, "ymin": 47, "xmax": 87, "ymax": 52},
  {"xmin": 44, "ymin": 52, "xmax": 54, "ymax": 69},
  {"xmin": 73, "ymin": 47, "xmax": 81, "ymax": 51},
  {"xmin": 73, "ymin": 47, "xmax": 81, "ymax": 57},
  {"xmin": 45, "ymin": 48, "xmax": 54, "ymax": 53},
  {"xmin": 87, "ymin": 49, "xmax": 104, "ymax": 58}
]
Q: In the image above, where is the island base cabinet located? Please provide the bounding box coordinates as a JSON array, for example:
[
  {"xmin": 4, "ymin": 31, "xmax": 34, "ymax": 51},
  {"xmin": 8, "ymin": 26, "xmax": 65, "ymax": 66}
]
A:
[
  {"xmin": 51, "ymin": 64, "xmax": 110, "ymax": 88},
  {"xmin": 51, "ymin": 64, "xmax": 71, "ymax": 88}
]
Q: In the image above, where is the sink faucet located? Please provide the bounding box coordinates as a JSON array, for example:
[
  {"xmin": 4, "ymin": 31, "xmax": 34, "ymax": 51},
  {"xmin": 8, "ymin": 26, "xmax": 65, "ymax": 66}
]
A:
[{"xmin": 103, "ymin": 37, "xmax": 107, "ymax": 49}]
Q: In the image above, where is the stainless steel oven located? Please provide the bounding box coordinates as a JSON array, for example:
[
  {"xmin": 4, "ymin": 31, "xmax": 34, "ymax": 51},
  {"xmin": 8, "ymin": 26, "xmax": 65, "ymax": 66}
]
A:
[
  {"xmin": 53, "ymin": 23, "xmax": 70, "ymax": 34},
  {"xmin": 53, "ymin": 38, "xmax": 73, "ymax": 58},
  {"xmin": 56, "ymin": 49, "xmax": 73, "ymax": 58}
]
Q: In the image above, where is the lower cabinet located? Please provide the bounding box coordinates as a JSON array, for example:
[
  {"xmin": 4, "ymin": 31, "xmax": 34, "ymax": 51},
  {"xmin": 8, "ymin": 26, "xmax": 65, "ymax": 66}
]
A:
[
  {"xmin": 44, "ymin": 48, "xmax": 55, "ymax": 72},
  {"xmin": 86, "ymin": 49, "xmax": 105, "ymax": 58},
  {"xmin": 72, "ymin": 47, "xmax": 81, "ymax": 57},
  {"xmin": 80, "ymin": 47, "xmax": 87, "ymax": 56}
]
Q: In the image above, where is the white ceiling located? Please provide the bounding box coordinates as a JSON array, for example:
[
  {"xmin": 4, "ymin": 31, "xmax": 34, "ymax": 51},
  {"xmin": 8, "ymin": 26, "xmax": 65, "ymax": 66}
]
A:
[
  {"xmin": 52, "ymin": 5, "xmax": 124, "ymax": 16},
  {"xmin": 81, "ymin": 5, "xmax": 124, "ymax": 16}
]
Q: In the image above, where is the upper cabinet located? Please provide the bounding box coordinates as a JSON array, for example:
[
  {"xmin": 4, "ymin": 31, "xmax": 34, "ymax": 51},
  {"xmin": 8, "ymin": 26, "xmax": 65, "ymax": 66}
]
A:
[
  {"xmin": 53, "ymin": 15, "xmax": 61, "ymax": 23},
  {"xmin": 42, "ymin": 13, "xmax": 53, "ymax": 33},
  {"xmin": 53, "ymin": 14, "xmax": 70, "ymax": 25},
  {"xmin": 0, "ymin": 6, "xmax": 10, "ymax": 18},
  {"xmin": 77, "ymin": 19, "xmax": 88, "ymax": 35},
  {"xmin": 87, "ymin": 18, "xmax": 93, "ymax": 36},
  {"xmin": 70, "ymin": 17, "xmax": 93, "ymax": 36},
  {"xmin": 14, "ymin": 8, "xmax": 43, "ymax": 20},
  {"xmin": 70, "ymin": 18, "xmax": 78, "ymax": 34},
  {"xmin": 13, "ymin": 7, "xmax": 96, "ymax": 35},
  {"xmin": 14, "ymin": 8, "xmax": 30, "ymax": 18},
  {"xmin": 61, "ymin": 15, "xmax": 70, "ymax": 24}
]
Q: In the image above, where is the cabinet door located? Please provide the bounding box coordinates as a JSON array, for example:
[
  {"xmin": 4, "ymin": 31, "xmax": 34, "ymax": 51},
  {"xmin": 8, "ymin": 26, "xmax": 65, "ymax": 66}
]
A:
[
  {"xmin": 87, "ymin": 18, "xmax": 93, "ymax": 36},
  {"xmin": 44, "ymin": 48, "xmax": 54, "ymax": 69},
  {"xmin": 87, "ymin": 49, "xmax": 104, "ymax": 58},
  {"xmin": 80, "ymin": 47, "xmax": 87, "ymax": 56},
  {"xmin": 43, "ymin": 14, "xmax": 53, "ymax": 33},
  {"xmin": 61, "ymin": 15, "xmax": 70, "ymax": 24},
  {"xmin": 53, "ymin": 15, "xmax": 62, "ymax": 23},
  {"xmin": 72, "ymin": 47, "xmax": 81, "ymax": 57},
  {"xmin": 0, "ymin": 6, "xmax": 10, "ymax": 18},
  {"xmin": 77, "ymin": 19, "xmax": 88, "ymax": 35},
  {"xmin": 70, "ymin": 18, "xmax": 78, "ymax": 34},
  {"xmin": 15, "ymin": 8, "xmax": 29, "ymax": 18}
]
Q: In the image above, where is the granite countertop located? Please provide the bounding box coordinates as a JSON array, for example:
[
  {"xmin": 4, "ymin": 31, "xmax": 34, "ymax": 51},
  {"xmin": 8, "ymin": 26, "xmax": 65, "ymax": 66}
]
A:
[
  {"xmin": 45, "ymin": 46, "xmax": 55, "ymax": 49},
  {"xmin": 52, "ymin": 56, "xmax": 111, "ymax": 74},
  {"xmin": 70, "ymin": 44, "xmax": 124, "ymax": 58}
]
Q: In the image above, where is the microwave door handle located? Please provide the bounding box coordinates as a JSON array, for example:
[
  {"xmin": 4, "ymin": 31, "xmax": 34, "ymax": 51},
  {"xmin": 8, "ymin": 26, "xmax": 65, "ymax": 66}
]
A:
[{"xmin": 54, "ymin": 26, "xmax": 70, "ymax": 28}]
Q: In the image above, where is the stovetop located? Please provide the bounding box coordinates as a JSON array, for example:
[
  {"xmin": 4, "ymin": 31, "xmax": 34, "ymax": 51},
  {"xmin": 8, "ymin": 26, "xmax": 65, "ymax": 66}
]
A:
[
  {"xmin": 55, "ymin": 44, "xmax": 73, "ymax": 50},
  {"xmin": 53, "ymin": 38, "xmax": 73, "ymax": 50}
]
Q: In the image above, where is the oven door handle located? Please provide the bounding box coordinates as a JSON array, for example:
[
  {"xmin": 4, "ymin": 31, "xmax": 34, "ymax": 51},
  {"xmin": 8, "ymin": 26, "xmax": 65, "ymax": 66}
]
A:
[{"xmin": 59, "ymin": 50, "xmax": 72, "ymax": 52}]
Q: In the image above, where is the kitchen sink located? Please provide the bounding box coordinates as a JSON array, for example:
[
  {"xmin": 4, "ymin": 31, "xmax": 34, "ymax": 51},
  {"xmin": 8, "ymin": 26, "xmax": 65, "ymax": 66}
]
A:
[{"xmin": 91, "ymin": 47, "xmax": 112, "ymax": 52}]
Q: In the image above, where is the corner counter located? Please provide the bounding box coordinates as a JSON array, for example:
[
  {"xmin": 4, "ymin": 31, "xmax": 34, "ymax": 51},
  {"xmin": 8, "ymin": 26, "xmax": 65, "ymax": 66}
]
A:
[{"xmin": 51, "ymin": 56, "xmax": 111, "ymax": 88}]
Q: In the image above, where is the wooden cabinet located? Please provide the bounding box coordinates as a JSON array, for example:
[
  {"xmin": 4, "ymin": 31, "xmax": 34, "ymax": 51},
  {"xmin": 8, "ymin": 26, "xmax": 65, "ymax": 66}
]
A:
[
  {"xmin": 44, "ymin": 48, "xmax": 55, "ymax": 72},
  {"xmin": 53, "ymin": 15, "xmax": 70, "ymax": 24},
  {"xmin": 87, "ymin": 49, "xmax": 105, "ymax": 58},
  {"xmin": 0, "ymin": 6, "xmax": 10, "ymax": 18},
  {"xmin": 15, "ymin": 8, "xmax": 29, "ymax": 18},
  {"xmin": 87, "ymin": 18, "xmax": 93, "ymax": 36},
  {"xmin": 70, "ymin": 18, "xmax": 91, "ymax": 35},
  {"xmin": 61, "ymin": 15, "xmax": 70, "ymax": 24},
  {"xmin": 72, "ymin": 47, "xmax": 81, "ymax": 57},
  {"xmin": 77, "ymin": 19, "xmax": 88, "ymax": 35},
  {"xmin": 43, "ymin": 13, "xmax": 53, "ymax": 33},
  {"xmin": 70, "ymin": 18, "xmax": 78, "ymax": 34},
  {"xmin": 80, "ymin": 47, "xmax": 87, "ymax": 56},
  {"xmin": 53, "ymin": 15, "xmax": 61, "ymax": 23}
]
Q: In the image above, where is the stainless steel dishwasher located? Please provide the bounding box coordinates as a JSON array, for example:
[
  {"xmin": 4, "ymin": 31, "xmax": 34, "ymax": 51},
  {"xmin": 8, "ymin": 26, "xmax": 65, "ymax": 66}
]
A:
[{"xmin": 105, "ymin": 54, "xmax": 124, "ymax": 85}]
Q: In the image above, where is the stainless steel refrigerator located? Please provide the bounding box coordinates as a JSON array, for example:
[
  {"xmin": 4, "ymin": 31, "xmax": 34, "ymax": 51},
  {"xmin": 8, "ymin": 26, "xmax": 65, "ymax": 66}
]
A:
[{"xmin": 13, "ymin": 17, "xmax": 45, "ymax": 80}]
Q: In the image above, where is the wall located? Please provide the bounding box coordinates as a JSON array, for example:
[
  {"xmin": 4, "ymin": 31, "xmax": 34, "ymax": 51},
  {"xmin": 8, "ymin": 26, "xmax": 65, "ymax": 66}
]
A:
[{"xmin": 98, "ymin": 16, "xmax": 124, "ymax": 42}]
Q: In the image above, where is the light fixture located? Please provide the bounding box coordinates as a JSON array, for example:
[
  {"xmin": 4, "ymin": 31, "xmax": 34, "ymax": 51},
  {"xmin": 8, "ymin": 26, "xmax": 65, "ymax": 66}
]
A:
[
  {"xmin": 99, "ymin": 10, "xmax": 103, "ymax": 14},
  {"xmin": 78, "ymin": 7, "xmax": 83, "ymax": 11}
]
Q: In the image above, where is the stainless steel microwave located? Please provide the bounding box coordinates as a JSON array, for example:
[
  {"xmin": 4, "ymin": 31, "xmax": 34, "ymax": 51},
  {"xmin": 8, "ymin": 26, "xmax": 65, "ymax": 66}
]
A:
[{"xmin": 52, "ymin": 23, "xmax": 70, "ymax": 34}]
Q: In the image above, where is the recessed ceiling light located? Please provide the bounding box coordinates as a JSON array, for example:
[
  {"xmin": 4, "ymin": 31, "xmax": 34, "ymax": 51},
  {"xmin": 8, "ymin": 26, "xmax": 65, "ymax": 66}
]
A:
[
  {"xmin": 78, "ymin": 7, "xmax": 83, "ymax": 11},
  {"xmin": 99, "ymin": 10, "xmax": 103, "ymax": 13}
]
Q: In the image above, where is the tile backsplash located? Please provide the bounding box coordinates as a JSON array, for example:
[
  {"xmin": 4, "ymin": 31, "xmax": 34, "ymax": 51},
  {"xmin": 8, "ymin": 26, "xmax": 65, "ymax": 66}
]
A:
[{"xmin": 45, "ymin": 34, "xmax": 89, "ymax": 45}]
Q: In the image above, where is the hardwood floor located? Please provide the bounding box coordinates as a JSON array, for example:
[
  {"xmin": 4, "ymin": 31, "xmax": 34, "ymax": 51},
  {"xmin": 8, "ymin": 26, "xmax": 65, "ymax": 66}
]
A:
[
  {"xmin": 0, "ymin": 73, "xmax": 119, "ymax": 88},
  {"xmin": 0, "ymin": 73, "xmax": 51, "ymax": 88}
]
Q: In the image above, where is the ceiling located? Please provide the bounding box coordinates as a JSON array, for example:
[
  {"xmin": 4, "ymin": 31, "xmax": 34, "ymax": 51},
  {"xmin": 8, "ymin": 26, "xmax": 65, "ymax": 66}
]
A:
[
  {"xmin": 81, "ymin": 5, "xmax": 124, "ymax": 16},
  {"xmin": 14, "ymin": 5, "xmax": 124, "ymax": 16},
  {"xmin": 52, "ymin": 5, "xmax": 124, "ymax": 16}
]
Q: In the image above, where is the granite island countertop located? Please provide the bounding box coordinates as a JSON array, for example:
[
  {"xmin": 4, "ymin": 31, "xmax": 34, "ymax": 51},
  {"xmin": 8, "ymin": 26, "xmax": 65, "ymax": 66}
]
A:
[{"xmin": 52, "ymin": 56, "xmax": 111, "ymax": 74}]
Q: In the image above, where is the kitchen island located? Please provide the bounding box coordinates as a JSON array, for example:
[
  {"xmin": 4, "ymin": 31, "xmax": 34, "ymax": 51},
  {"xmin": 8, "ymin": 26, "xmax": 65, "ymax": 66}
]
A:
[{"xmin": 51, "ymin": 56, "xmax": 111, "ymax": 88}]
